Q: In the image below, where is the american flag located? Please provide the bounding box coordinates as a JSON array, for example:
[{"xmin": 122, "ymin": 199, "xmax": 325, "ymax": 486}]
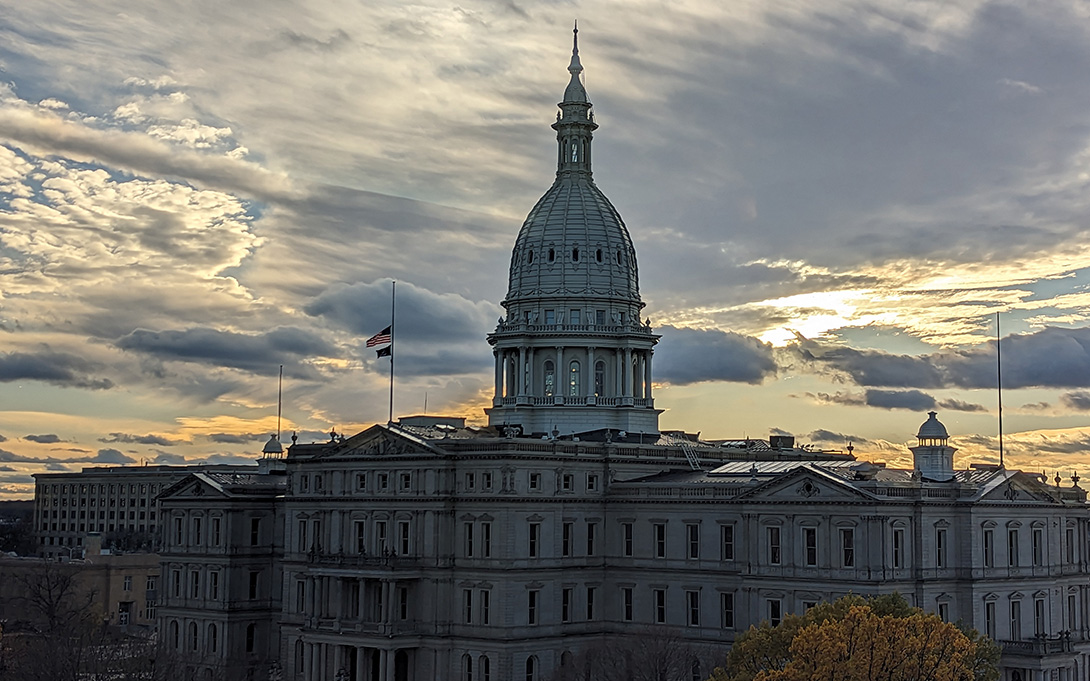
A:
[{"xmin": 366, "ymin": 325, "xmax": 391, "ymax": 347}]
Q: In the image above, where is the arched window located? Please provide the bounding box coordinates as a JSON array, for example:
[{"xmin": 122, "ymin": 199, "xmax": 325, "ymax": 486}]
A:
[
  {"xmin": 479, "ymin": 655, "xmax": 491, "ymax": 681},
  {"xmin": 571, "ymin": 141, "xmax": 579, "ymax": 162},
  {"xmin": 594, "ymin": 361, "xmax": 605, "ymax": 397},
  {"xmin": 463, "ymin": 653, "xmax": 473, "ymax": 681},
  {"xmin": 208, "ymin": 623, "xmax": 218, "ymax": 654},
  {"xmin": 525, "ymin": 655, "xmax": 538, "ymax": 681},
  {"xmin": 169, "ymin": 620, "xmax": 179, "ymax": 650},
  {"xmin": 568, "ymin": 361, "xmax": 580, "ymax": 397},
  {"xmin": 245, "ymin": 623, "xmax": 256, "ymax": 653},
  {"xmin": 544, "ymin": 361, "xmax": 555, "ymax": 397},
  {"xmin": 188, "ymin": 621, "xmax": 198, "ymax": 651}
]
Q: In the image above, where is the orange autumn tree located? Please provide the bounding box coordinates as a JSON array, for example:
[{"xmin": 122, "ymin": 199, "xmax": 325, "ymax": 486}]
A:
[{"xmin": 709, "ymin": 594, "xmax": 999, "ymax": 681}]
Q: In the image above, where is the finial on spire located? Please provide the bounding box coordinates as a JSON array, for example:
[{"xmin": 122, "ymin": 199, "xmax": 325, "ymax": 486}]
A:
[{"xmin": 568, "ymin": 20, "xmax": 583, "ymax": 75}]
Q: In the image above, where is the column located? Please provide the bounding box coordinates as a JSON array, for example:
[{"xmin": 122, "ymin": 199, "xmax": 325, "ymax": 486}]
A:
[
  {"xmin": 331, "ymin": 511, "xmax": 342, "ymax": 554},
  {"xmin": 356, "ymin": 647, "xmax": 366, "ymax": 681},
  {"xmin": 615, "ymin": 350, "xmax": 623, "ymax": 396},
  {"xmin": 379, "ymin": 650, "xmax": 390, "ymax": 681},
  {"xmin": 493, "ymin": 350, "xmax": 502, "ymax": 402},
  {"xmin": 623, "ymin": 348, "xmax": 633, "ymax": 397},
  {"xmin": 586, "ymin": 347, "xmax": 595, "ymax": 398},
  {"xmin": 555, "ymin": 347, "xmax": 563, "ymax": 402},
  {"xmin": 526, "ymin": 347, "xmax": 534, "ymax": 396},
  {"xmin": 518, "ymin": 346, "xmax": 527, "ymax": 395},
  {"xmin": 304, "ymin": 643, "xmax": 313, "ymax": 681},
  {"xmin": 644, "ymin": 350, "xmax": 653, "ymax": 400}
]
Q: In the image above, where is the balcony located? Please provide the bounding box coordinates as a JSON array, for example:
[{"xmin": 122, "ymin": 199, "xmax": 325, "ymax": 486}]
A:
[
  {"xmin": 497, "ymin": 395, "xmax": 653, "ymax": 408},
  {"xmin": 491, "ymin": 321, "xmax": 655, "ymax": 336},
  {"xmin": 1000, "ymin": 633, "xmax": 1075, "ymax": 657},
  {"xmin": 306, "ymin": 552, "xmax": 422, "ymax": 570}
]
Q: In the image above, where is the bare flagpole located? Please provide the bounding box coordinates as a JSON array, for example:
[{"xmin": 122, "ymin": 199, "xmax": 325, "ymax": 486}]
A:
[
  {"xmin": 277, "ymin": 364, "xmax": 283, "ymax": 441},
  {"xmin": 997, "ymin": 311, "xmax": 1004, "ymax": 468},
  {"xmin": 389, "ymin": 281, "xmax": 396, "ymax": 425}
]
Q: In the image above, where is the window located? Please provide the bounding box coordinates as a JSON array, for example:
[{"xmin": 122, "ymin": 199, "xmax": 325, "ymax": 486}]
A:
[
  {"xmin": 479, "ymin": 656, "xmax": 490, "ymax": 681},
  {"xmin": 983, "ymin": 529, "xmax": 994, "ymax": 567},
  {"xmin": 561, "ymin": 474, "xmax": 573, "ymax": 492},
  {"xmin": 562, "ymin": 587, "xmax": 572, "ymax": 622},
  {"xmin": 245, "ymin": 623, "xmax": 256, "ymax": 653},
  {"xmin": 123, "ymin": 575, "xmax": 132, "ymax": 591},
  {"xmin": 357, "ymin": 473, "xmax": 367, "ymax": 491},
  {"xmin": 568, "ymin": 360, "xmax": 580, "ymax": 396},
  {"xmin": 587, "ymin": 474, "xmax": 599, "ymax": 492},
  {"xmin": 248, "ymin": 571, "xmax": 259, "ymax": 600},
  {"xmin": 1032, "ymin": 528, "xmax": 1043, "ymax": 566},
  {"xmin": 314, "ymin": 474, "xmax": 323, "ymax": 491},
  {"xmin": 190, "ymin": 570, "xmax": 200, "ymax": 599},
  {"xmin": 173, "ymin": 517, "xmax": 183, "ymax": 546},
  {"xmin": 937, "ymin": 528, "xmax": 947, "ymax": 568},
  {"xmin": 171, "ymin": 569, "xmax": 181, "ymax": 598},
  {"xmin": 301, "ymin": 475, "xmax": 308, "ymax": 492},
  {"xmin": 169, "ymin": 620, "xmax": 179, "ymax": 649},
  {"xmin": 1034, "ymin": 598, "xmax": 1045, "ymax": 636},
  {"xmin": 480, "ymin": 590, "xmax": 490, "ymax": 625},
  {"xmin": 686, "ymin": 524, "xmax": 700, "ymax": 560},
  {"xmin": 212, "ymin": 517, "xmax": 221, "ymax": 545},
  {"xmin": 596, "ymin": 309, "xmax": 605, "ymax": 324},
  {"xmin": 543, "ymin": 361, "xmax": 555, "ymax": 398},
  {"xmin": 193, "ymin": 517, "xmax": 203, "ymax": 545},
  {"xmin": 653, "ymin": 588, "xmax": 667, "ymax": 624},
  {"xmin": 463, "ymin": 588, "xmax": 473, "ymax": 623},
  {"xmin": 250, "ymin": 517, "xmax": 260, "ymax": 546},
  {"xmin": 768, "ymin": 527, "xmax": 781, "ymax": 565},
  {"xmin": 525, "ymin": 655, "xmax": 538, "ymax": 681},
  {"xmin": 296, "ymin": 580, "xmax": 305, "ymax": 612},
  {"xmin": 594, "ymin": 361, "xmax": 605, "ymax": 395},
  {"xmin": 118, "ymin": 601, "xmax": 132, "ymax": 625},
  {"xmin": 1010, "ymin": 600, "xmax": 1021, "ymax": 639},
  {"xmin": 146, "ymin": 575, "xmax": 156, "ymax": 591},
  {"xmin": 654, "ymin": 523, "xmax": 667, "ymax": 558},
  {"xmin": 622, "ymin": 587, "xmax": 634, "ymax": 621},
  {"xmin": 399, "ymin": 586, "xmax": 409, "ymax": 620},
  {"xmin": 298, "ymin": 520, "xmax": 308, "ymax": 551},
  {"xmin": 841, "ymin": 528, "xmax": 855, "ymax": 567},
  {"xmin": 803, "ymin": 527, "xmax": 817, "ymax": 567},
  {"xmin": 562, "ymin": 523, "xmax": 573, "ymax": 556},
  {"xmin": 985, "ymin": 601, "xmax": 996, "ymax": 639},
  {"xmin": 466, "ymin": 472, "xmax": 476, "ymax": 490},
  {"xmin": 482, "ymin": 472, "xmax": 493, "ymax": 489},
  {"xmin": 356, "ymin": 521, "xmax": 366, "ymax": 554},
  {"xmin": 209, "ymin": 571, "xmax": 219, "ymax": 600},
  {"xmin": 544, "ymin": 308, "xmax": 555, "ymax": 323},
  {"xmin": 189, "ymin": 621, "xmax": 198, "ymax": 651},
  {"xmin": 527, "ymin": 590, "xmax": 539, "ymax": 625},
  {"xmin": 1067, "ymin": 528, "xmax": 1076, "ymax": 564},
  {"xmin": 938, "ymin": 602, "xmax": 949, "ymax": 622},
  {"xmin": 1008, "ymin": 529, "xmax": 1019, "ymax": 567},
  {"xmin": 586, "ymin": 586, "xmax": 596, "ymax": 620},
  {"xmin": 463, "ymin": 654, "xmax": 474, "ymax": 681},
  {"xmin": 375, "ymin": 520, "xmax": 387, "ymax": 553},
  {"xmin": 587, "ymin": 522, "xmax": 597, "ymax": 556},
  {"xmin": 623, "ymin": 522, "xmax": 634, "ymax": 557},
  {"xmin": 145, "ymin": 599, "xmax": 156, "ymax": 620},
  {"xmin": 398, "ymin": 520, "xmax": 411, "ymax": 554},
  {"xmin": 481, "ymin": 522, "xmax": 492, "ymax": 558},
  {"xmin": 768, "ymin": 599, "xmax": 782, "ymax": 627},
  {"xmin": 721, "ymin": 525, "xmax": 735, "ymax": 561},
  {"xmin": 377, "ymin": 473, "xmax": 389, "ymax": 491},
  {"xmin": 529, "ymin": 473, "xmax": 541, "ymax": 491},
  {"xmin": 528, "ymin": 522, "xmax": 540, "ymax": 557},
  {"xmin": 208, "ymin": 623, "xmax": 218, "ymax": 654},
  {"xmin": 1070, "ymin": 594, "xmax": 1078, "ymax": 630},
  {"xmin": 721, "ymin": 592, "xmax": 735, "ymax": 628},
  {"xmin": 464, "ymin": 522, "xmax": 475, "ymax": 557},
  {"xmin": 687, "ymin": 590, "xmax": 700, "ymax": 627},
  {"xmin": 892, "ymin": 528, "xmax": 905, "ymax": 569},
  {"xmin": 400, "ymin": 472, "xmax": 412, "ymax": 491},
  {"xmin": 570, "ymin": 308, "xmax": 580, "ymax": 323}
]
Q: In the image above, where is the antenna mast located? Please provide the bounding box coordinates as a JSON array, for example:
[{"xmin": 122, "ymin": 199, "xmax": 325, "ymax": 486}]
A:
[
  {"xmin": 277, "ymin": 364, "xmax": 283, "ymax": 440},
  {"xmin": 997, "ymin": 312, "xmax": 1004, "ymax": 468},
  {"xmin": 389, "ymin": 281, "xmax": 396, "ymax": 425}
]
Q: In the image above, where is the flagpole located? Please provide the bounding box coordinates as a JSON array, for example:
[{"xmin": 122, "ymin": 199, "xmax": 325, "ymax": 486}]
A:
[
  {"xmin": 389, "ymin": 281, "xmax": 396, "ymax": 425},
  {"xmin": 997, "ymin": 311, "xmax": 1004, "ymax": 469}
]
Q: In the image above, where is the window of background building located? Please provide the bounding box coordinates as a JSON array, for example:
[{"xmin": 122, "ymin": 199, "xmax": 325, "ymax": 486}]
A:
[
  {"xmin": 622, "ymin": 587, "xmax": 633, "ymax": 622},
  {"xmin": 840, "ymin": 528, "xmax": 854, "ymax": 567},
  {"xmin": 768, "ymin": 599, "xmax": 782, "ymax": 627},
  {"xmin": 528, "ymin": 522, "xmax": 540, "ymax": 558},
  {"xmin": 721, "ymin": 525, "xmax": 734, "ymax": 561},
  {"xmin": 686, "ymin": 524, "xmax": 699, "ymax": 560},
  {"xmin": 1008, "ymin": 529, "xmax": 1019, "ymax": 567},
  {"xmin": 527, "ymin": 590, "xmax": 539, "ymax": 625},
  {"xmin": 984, "ymin": 529, "xmax": 994, "ymax": 568},
  {"xmin": 562, "ymin": 588, "xmax": 572, "ymax": 622},
  {"xmin": 562, "ymin": 523, "xmax": 573, "ymax": 557},
  {"xmin": 892, "ymin": 528, "xmax": 905, "ymax": 569},
  {"xmin": 587, "ymin": 522, "xmax": 597, "ymax": 556},
  {"xmin": 623, "ymin": 522, "xmax": 634, "ymax": 557},
  {"xmin": 654, "ymin": 523, "xmax": 667, "ymax": 558},
  {"xmin": 586, "ymin": 586, "xmax": 596, "ymax": 620},
  {"xmin": 768, "ymin": 527, "xmax": 781, "ymax": 565},
  {"xmin": 653, "ymin": 588, "xmax": 667, "ymax": 624},
  {"xmin": 937, "ymin": 528, "xmax": 947, "ymax": 568},
  {"xmin": 803, "ymin": 527, "xmax": 817, "ymax": 567},
  {"xmin": 686, "ymin": 590, "xmax": 700, "ymax": 627},
  {"xmin": 721, "ymin": 592, "xmax": 734, "ymax": 629}
]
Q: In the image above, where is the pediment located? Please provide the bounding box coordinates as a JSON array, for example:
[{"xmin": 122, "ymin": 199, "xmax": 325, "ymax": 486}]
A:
[
  {"xmin": 735, "ymin": 466, "xmax": 878, "ymax": 503},
  {"xmin": 979, "ymin": 475, "xmax": 1057, "ymax": 503},
  {"xmin": 320, "ymin": 424, "xmax": 448, "ymax": 459},
  {"xmin": 159, "ymin": 474, "xmax": 228, "ymax": 500}
]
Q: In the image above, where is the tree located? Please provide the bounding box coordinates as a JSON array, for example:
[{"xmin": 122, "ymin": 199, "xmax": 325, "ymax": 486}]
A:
[
  {"xmin": 709, "ymin": 594, "xmax": 999, "ymax": 681},
  {"xmin": 551, "ymin": 627, "xmax": 718, "ymax": 681}
]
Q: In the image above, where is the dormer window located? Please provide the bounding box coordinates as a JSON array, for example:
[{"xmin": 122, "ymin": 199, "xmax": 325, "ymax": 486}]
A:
[
  {"xmin": 548, "ymin": 248, "xmax": 555, "ymax": 262},
  {"xmin": 527, "ymin": 251, "xmax": 534, "ymax": 264},
  {"xmin": 572, "ymin": 248, "xmax": 579, "ymax": 261},
  {"xmin": 596, "ymin": 249, "xmax": 602, "ymax": 262},
  {"xmin": 616, "ymin": 252, "xmax": 623, "ymax": 264}
]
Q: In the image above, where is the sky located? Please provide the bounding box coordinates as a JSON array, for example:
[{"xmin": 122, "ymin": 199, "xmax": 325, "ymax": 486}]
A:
[{"xmin": 1, "ymin": 0, "xmax": 1089, "ymax": 499}]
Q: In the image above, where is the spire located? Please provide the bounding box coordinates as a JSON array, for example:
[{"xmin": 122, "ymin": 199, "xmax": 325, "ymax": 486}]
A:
[{"xmin": 554, "ymin": 23, "xmax": 596, "ymax": 176}]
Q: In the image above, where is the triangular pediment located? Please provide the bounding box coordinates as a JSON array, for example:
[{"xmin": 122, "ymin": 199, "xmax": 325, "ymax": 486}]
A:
[
  {"xmin": 159, "ymin": 474, "xmax": 229, "ymax": 500},
  {"xmin": 318, "ymin": 424, "xmax": 449, "ymax": 459},
  {"xmin": 979, "ymin": 473, "xmax": 1058, "ymax": 503},
  {"xmin": 734, "ymin": 465, "xmax": 878, "ymax": 502}
]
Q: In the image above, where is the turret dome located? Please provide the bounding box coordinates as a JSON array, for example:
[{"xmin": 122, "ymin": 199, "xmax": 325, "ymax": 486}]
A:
[{"xmin": 917, "ymin": 411, "xmax": 949, "ymax": 441}]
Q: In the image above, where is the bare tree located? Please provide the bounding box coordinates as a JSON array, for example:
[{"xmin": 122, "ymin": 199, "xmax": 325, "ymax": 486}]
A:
[{"xmin": 552, "ymin": 627, "xmax": 721, "ymax": 681}]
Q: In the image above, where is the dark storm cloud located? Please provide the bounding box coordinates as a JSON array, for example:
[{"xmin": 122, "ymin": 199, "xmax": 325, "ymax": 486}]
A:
[
  {"xmin": 24, "ymin": 434, "xmax": 62, "ymax": 444},
  {"xmin": 1061, "ymin": 391, "xmax": 1090, "ymax": 411},
  {"xmin": 0, "ymin": 351, "xmax": 113, "ymax": 390},
  {"xmin": 801, "ymin": 326, "xmax": 1090, "ymax": 390},
  {"xmin": 653, "ymin": 326, "xmax": 777, "ymax": 385},
  {"xmin": 114, "ymin": 326, "xmax": 336, "ymax": 378},
  {"xmin": 99, "ymin": 432, "xmax": 186, "ymax": 446}
]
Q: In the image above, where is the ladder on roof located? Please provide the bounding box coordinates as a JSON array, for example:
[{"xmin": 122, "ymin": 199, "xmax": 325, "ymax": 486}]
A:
[{"xmin": 669, "ymin": 435, "xmax": 703, "ymax": 471}]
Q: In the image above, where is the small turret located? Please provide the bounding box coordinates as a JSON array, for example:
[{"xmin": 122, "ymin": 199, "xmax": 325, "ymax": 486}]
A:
[{"xmin": 909, "ymin": 411, "xmax": 956, "ymax": 481}]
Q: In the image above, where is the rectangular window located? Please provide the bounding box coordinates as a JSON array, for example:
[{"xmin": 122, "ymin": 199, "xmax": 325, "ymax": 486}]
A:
[
  {"xmin": 1010, "ymin": 600, "xmax": 1022, "ymax": 639},
  {"xmin": 463, "ymin": 588, "xmax": 473, "ymax": 624},
  {"xmin": 841, "ymin": 528, "xmax": 855, "ymax": 567},
  {"xmin": 623, "ymin": 522, "xmax": 634, "ymax": 557},
  {"xmin": 398, "ymin": 520, "xmax": 411, "ymax": 555},
  {"xmin": 653, "ymin": 588, "xmax": 667, "ymax": 624},
  {"xmin": 399, "ymin": 472, "xmax": 411, "ymax": 490},
  {"xmin": 544, "ymin": 309, "xmax": 555, "ymax": 325},
  {"xmin": 938, "ymin": 602, "xmax": 949, "ymax": 622},
  {"xmin": 893, "ymin": 528, "xmax": 905, "ymax": 569},
  {"xmin": 466, "ymin": 472, "xmax": 476, "ymax": 490},
  {"xmin": 687, "ymin": 524, "xmax": 700, "ymax": 560},
  {"xmin": 174, "ymin": 517, "xmax": 183, "ymax": 546},
  {"xmin": 1034, "ymin": 598, "xmax": 1046, "ymax": 635},
  {"xmin": 937, "ymin": 528, "xmax": 947, "ymax": 569},
  {"xmin": 378, "ymin": 473, "xmax": 389, "ymax": 491},
  {"xmin": 211, "ymin": 518, "xmax": 221, "ymax": 545},
  {"xmin": 250, "ymin": 517, "xmax": 260, "ymax": 546},
  {"xmin": 721, "ymin": 592, "xmax": 735, "ymax": 629},
  {"xmin": 1009, "ymin": 529, "xmax": 1019, "ymax": 567},
  {"xmin": 596, "ymin": 309, "xmax": 606, "ymax": 325},
  {"xmin": 355, "ymin": 521, "xmax": 366, "ymax": 554},
  {"xmin": 482, "ymin": 472, "xmax": 493, "ymax": 489},
  {"xmin": 622, "ymin": 587, "xmax": 634, "ymax": 622},
  {"xmin": 985, "ymin": 601, "xmax": 996, "ymax": 639},
  {"xmin": 562, "ymin": 522, "xmax": 573, "ymax": 557},
  {"xmin": 1067, "ymin": 528, "xmax": 1076, "ymax": 564},
  {"xmin": 480, "ymin": 590, "xmax": 490, "ymax": 625},
  {"xmin": 298, "ymin": 520, "xmax": 308, "ymax": 552},
  {"xmin": 464, "ymin": 522, "xmax": 475, "ymax": 557},
  {"xmin": 529, "ymin": 473, "xmax": 541, "ymax": 491},
  {"xmin": 587, "ymin": 474, "xmax": 599, "ymax": 492},
  {"xmin": 171, "ymin": 569, "xmax": 181, "ymax": 598},
  {"xmin": 768, "ymin": 527, "xmax": 781, "ymax": 565},
  {"xmin": 357, "ymin": 473, "xmax": 367, "ymax": 491},
  {"xmin": 248, "ymin": 571, "xmax": 259, "ymax": 600},
  {"xmin": 686, "ymin": 590, "xmax": 700, "ymax": 627},
  {"xmin": 803, "ymin": 527, "xmax": 817, "ymax": 567},
  {"xmin": 1032, "ymin": 528, "xmax": 1043, "ymax": 566},
  {"xmin": 190, "ymin": 570, "xmax": 200, "ymax": 599},
  {"xmin": 193, "ymin": 517, "xmax": 202, "ymax": 545},
  {"xmin": 481, "ymin": 522, "xmax": 492, "ymax": 558},
  {"xmin": 721, "ymin": 524, "xmax": 735, "ymax": 561},
  {"xmin": 123, "ymin": 575, "xmax": 132, "ymax": 591},
  {"xmin": 527, "ymin": 590, "xmax": 539, "ymax": 625},
  {"xmin": 769, "ymin": 599, "xmax": 782, "ymax": 627},
  {"xmin": 586, "ymin": 586, "xmax": 596, "ymax": 620},
  {"xmin": 983, "ymin": 529, "xmax": 994, "ymax": 568},
  {"xmin": 399, "ymin": 586, "xmax": 409, "ymax": 620},
  {"xmin": 146, "ymin": 576, "xmax": 156, "ymax": 591},
  {"xmin": 296, "ymin": 580, "xmax": 305, "ymax": 612},
  {"xmin": 561, "ymin": 474, "xmax": 573, "ymax": 492},
  {"xmin": 528, "ymin": 522, "xmax": 540, "ymax": 558},
  {"xmin": 1070, "ymin": 594, "xmax": 1078, "ymax": 631},
  {"xmin": 562, "ymin": 587, "xmax": 573, "ymax": 622},
  {"xmin": 587, "ymin": 522, "xmax": 597, "ymax": 556},
  {"xmin": 570, "ymin": 309, "xmax": 580, "ymax": 325},
  {"xmin": 209, "ymin": 571, "xmax": 220, "ymax": 600},
  {"xmin": 654, "ymin": 523, "xmax": 667, "ymax": 558},
  {"xmin": 375, "ymin": 520, "xmax": 387, "ymax": 553}
]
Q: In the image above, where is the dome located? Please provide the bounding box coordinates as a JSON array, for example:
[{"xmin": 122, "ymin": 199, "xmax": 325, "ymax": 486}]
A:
[
  {"xmin": 505, "ymin": 176, "xmax": 641, "ymax": 306},
  {"xmin": 916, "ymin": 411, "xmax": 949, "ymax": 440}
]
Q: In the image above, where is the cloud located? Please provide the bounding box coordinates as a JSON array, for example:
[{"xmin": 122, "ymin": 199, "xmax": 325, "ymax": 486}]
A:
[
  {"xmin": 0, "ymin": 351, "xmax": 114, "ymax": 390},
  {"xmin": 151, "ymin": 452, "xmax": 187, "ymax": 464},
  {"xmin": 115, "ymin": 326, "xmax": 337, "ymax": 379},
  {"xmin": 814, "ymin": 389, "xmax": 940, "ymax": 411},
  {"xmin": 0, "ymin": 465, "xmax": 15, "ymax": 472},
  {"xmin": 206, "ymin": 433, "xmax": 264, "ymax": 444},
  {"xmin": 0, "ymin": 434, "xmax": 7, "ymax": 442},
  {"xmin": 654, "ymin": 326, "xmax": 777, "ymax": 385},
  {"xmin": 805, "ymin": 429, "xmax": 871, "ymax": 445},
  {"xmin": 24, "ymin": 434, "xmax": 62, "ymax": 444},
  {"xmin": 937, "ymin": 398, "xmax": 987, "ymax": 413},
  {"xmin": 1061, "ymin": 391, "xmax": 1090, "ymax": 411},
  {"xmin": 92, "ymin": 448, "xmax": 137, "ymax": 464},
  {"xmin": 98, "ymin": 433, "xmax": 185, "ymax": 446}
]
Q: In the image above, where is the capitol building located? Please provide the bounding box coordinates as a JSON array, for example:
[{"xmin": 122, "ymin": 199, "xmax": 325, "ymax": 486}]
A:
[{"xmin": 40, "ymin": 30, "xmax": 1090, "ymax": 681}]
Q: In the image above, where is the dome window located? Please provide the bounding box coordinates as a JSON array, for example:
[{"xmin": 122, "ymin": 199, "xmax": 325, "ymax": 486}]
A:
[
  {"xmin": 544, "ymin": 361, "xmax": 555, "ymax": 397},
  {"xmin": 572, "ymin": 248, "xmax": 579, "ymax": 262},
  {"xmin": 568, "ymin": 360, "xmax": 581, "ymax": 396},
  {"xmin": 548, "ymin": 248, "xmax": 555, "ymax": 263},
  {"xmin": 527, "ymin": 251, "xmax": 534, "ymax": 264},
  {"xmin": 596, "ymin": 249, "xmax": 602, "ymax": 263},
  {"xmin": 616, "ymin": 252, "xmax": 623, "ymax": 265}
]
